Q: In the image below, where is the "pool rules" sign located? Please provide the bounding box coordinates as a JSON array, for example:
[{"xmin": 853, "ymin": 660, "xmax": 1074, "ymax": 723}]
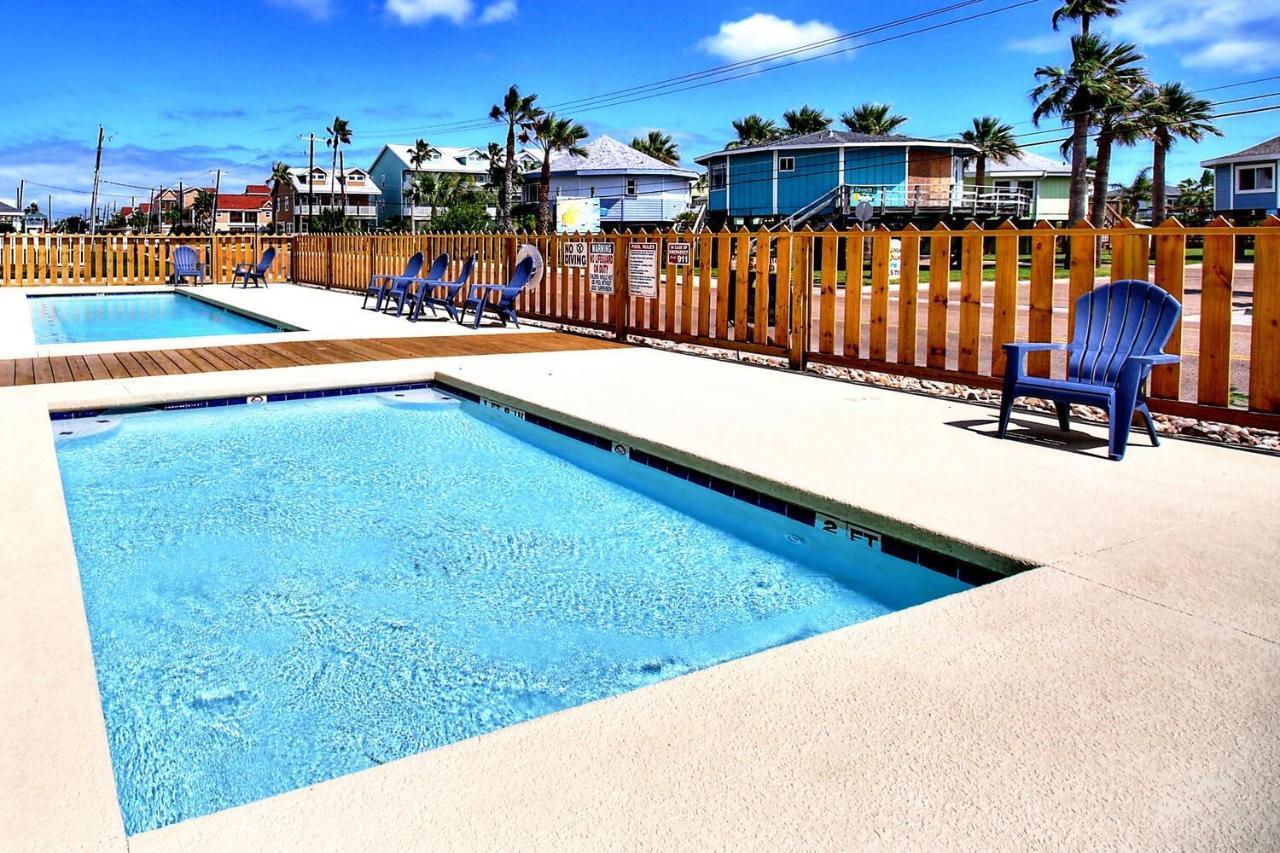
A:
[
  {"xmin": 589, "ymin": 242, "xmax": 615, "ymax": 294},
  {"xmin": 628, "ymin": 242, "xmax": 659, "ymax": 298}
]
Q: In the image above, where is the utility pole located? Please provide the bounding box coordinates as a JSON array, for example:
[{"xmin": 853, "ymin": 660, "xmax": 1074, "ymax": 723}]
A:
[
  {"xmin": 48, "ymin": 194, "xmax": 52, "ymax": 230},
  {"xmin": 211, "ymin": 169, "xmax": 221, "ymax": 235},
  {"xmin": 307, "ymin": 132, "xmax": 315, "ymax": 234},
  {"xmin": 177, "ymin": 180, "xmax": 184, "ymax": 230},
  {"xmin": 16, "ymin": 179, "xmax": 23, "ymax": 211},
  {"xmin": 89, "ymin": 125, "xmax": 104, "ymax": 235}
]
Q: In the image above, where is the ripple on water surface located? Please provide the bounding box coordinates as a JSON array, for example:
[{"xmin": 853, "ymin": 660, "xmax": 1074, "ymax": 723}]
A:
[{"xmin": 55, "ymin": 393, "xmax": 965, "ymax": 834}]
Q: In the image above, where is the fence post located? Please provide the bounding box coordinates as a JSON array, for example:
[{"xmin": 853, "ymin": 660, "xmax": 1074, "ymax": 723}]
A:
[
  {"xmin": 1251, "ymin": 215, "xmax": 1280, "ymax": 413},
  {"xmin": 326, "ymin": 235, "xmax": 334, "ymax": 289},
  {"xmin": 786, "ymin": 232, "xmax": 806, "ymax": 369},
  {"xmin": 614, "ymin": 233, "xmax": 629, "ymax": 342}
]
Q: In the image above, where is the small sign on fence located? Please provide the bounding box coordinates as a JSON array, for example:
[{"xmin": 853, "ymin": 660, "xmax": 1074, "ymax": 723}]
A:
[
  {"xmin": 589, "ymin": 241, "xmax": 615, "ymax": 294},
  {"xmin": 629, "ymin": 242, "xmax": 659, "ymax": 298},
  {"xmin": 888, "ymin": 238, "xmax": 902, "ymax": 281},
  {"xmin": 666, "ymin": 241, "xmax": 691, "ymax": 266},
  {"xmin": 561, "ymin": 241, "xmax": 587, "ymax": 268}
]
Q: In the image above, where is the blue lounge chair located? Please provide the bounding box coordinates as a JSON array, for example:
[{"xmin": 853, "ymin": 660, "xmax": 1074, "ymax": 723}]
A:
[
  {"xmin": 457, "ymin": 245, "xmax": 544, "ymax": 329},
  {"xmin": 409, "ymin": 253, "xmax": 478, "ymax": 322},
  {"xmin": 171, "ymin": 246, "xmax": 205, "ymax": 285},
  {"xmin": 232, "ymin": 247, "xmax": 276, "ymax": 288},
  {"xmin": 998, "ymin": 279, "xmax": 1181, "ymax": 461},
  {"xmin": 382, "ymin": 253, "xmax": 448, "ymax": 316},
  {"xmin": 362, "ymin": 251, "xmax": 426, "ymax": 311}
]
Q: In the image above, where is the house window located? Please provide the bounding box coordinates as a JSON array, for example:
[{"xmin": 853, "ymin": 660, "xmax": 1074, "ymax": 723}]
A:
[
  {"xmin": 778, "ymin": 156, "xmax": 795, "ymax": 172},
  {"xmin": 626, "ymin": 178, "xmax": 637, "ymax": 197},
  {"xmin": 1237, "ymin": 165, "xmax": 1275, "ymax": 192},
  {"xmin": 710, "ymin": 163, "xmax": 726, "ymax": 190}
]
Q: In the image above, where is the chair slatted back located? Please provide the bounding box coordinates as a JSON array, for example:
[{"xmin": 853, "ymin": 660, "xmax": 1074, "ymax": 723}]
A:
[{"xmin": 1068, "ymin": 280, "xmax": 1181, "ymax": 386}]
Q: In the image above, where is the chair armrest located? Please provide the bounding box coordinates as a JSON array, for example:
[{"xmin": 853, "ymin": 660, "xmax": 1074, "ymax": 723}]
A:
[
  {"xmin": 1002, "ymin": 342, "xmax": 1067, "ymax": 380},
  {"xmin": 466, "ymin": 283, "xmax": 506, "ymax": 299},
  {"xmin": 1002, "ymin": 342, "xmax": 1066, "ymax": 354},
  {"xmin": 1128, "ymin": 353, "xmax": 1180, "ymax": 367}
]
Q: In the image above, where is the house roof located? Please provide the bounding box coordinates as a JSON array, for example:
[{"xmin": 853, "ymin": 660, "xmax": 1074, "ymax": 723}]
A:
[
  {"xmin": 965, "ymin": 150, "xmax": 1072, "ymax": 177},
  {"xmin": 530, "ymin": 135, "xmax": 698, "ymax": 179},
  {"xmin": 217, "ymin": 194, "xmax": 271, "ymax": 211},
  {"xmin": 694, "ymin": 129, "xmax": 977, "ymax": 163},
  {"xmin": 376, "ymin": 142, "xmax": 540, "ymax": 176},
  {"xmin": 0, "ymin": 201, "xmax": 19, "ymax": 215},
  {"xmin": 244, "ymin": 183, "xmax": 270, "ymax": 195},
  {"xmin": 1201, "ymin": 134, "xmax": 1280, "ymax": 167},
  {"xmin": 286, "ymin": 166, "xmax": 381, "ymax": 195}
]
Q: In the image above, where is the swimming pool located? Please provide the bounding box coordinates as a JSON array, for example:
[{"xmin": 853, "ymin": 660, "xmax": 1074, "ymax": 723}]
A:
[
  {"xmin": 28, "ymin": 292, "xmax": 282, "ymax": 344},
  {"xmin": 54, "ymin": 389, "xmax": 971, "ymax": 834}
]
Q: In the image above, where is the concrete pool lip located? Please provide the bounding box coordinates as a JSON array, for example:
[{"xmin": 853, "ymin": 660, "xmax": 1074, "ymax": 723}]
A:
[
  {"xmin": 0, "ymin": 282, "xmax": 547, "ymax": 360},
  {"xmin": 1, "ymin": 345, "xmax": 1278, "ymax": 849}
]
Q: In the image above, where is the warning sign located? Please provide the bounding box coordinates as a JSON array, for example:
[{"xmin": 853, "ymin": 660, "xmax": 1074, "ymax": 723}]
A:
[
  {"xmin": 666, "ymin": 241, "xmax": 691, "ymax": 266},
  {"xmin": 561, "ymin": 241, "xmax": 587, "ymax": 268},
  {"xmin": 589, "ymin": 242, "xmax": 615, "ymax": 294},
  {"xmin": 629, "ymin": 242, "xmax": 659, "ymax": 299}
]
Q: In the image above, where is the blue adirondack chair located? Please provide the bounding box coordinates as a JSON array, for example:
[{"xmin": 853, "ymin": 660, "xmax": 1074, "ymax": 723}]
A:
[
  {"xmin": 409, "ymin": 254, "xmax": 478, "ymax": 322},
  {"xmin": 362, "ymin": 251, "xmax": 426, "ymax": 310},
  {"xmin": 382, "ymin": 253, "xmax": 448, "ymax": 316},
  {"xmin": 457, "ymin": 245, "xmax": 543, "ymax": 329},
  {"xmin": 998, "ymin": 279, "xmax": 1181, "ymax": 461},
  {"xmin": 232, "ymin": 247, "xmax": 276, "ymax": 288},
  {"xmin": 170, "ymin": 246, "xmax": 205, "ymax": 285}
]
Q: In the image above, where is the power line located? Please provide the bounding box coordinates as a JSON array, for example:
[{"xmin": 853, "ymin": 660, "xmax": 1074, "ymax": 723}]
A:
[{"xmin": 357, "ymin": 0, "xmax": 1048, "ymax": 139}]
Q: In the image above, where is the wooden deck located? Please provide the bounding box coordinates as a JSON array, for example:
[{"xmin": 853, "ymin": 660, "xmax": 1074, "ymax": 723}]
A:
[{"xmin": 0, "ymin": 332, "xmax": 623, "ymax": 388}]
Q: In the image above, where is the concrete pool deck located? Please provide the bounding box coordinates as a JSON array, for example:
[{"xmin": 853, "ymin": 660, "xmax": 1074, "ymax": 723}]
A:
[
  {"xmin": 1, "ymin": 344, "xmax": 1277, "ymax": 850},
  {"xmin": 0, "ymin": 282, "xmax": 541, "ymax": 360}
]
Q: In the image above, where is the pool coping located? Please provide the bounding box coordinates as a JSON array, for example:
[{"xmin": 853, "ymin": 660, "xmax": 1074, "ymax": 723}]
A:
[
  {"xmin": 2, "ymin": 348, "xmax": 1278, "ymax": 850},
  {"xmin": 0, "ymin": 283, "xmax": 547, "ymax": 360}
]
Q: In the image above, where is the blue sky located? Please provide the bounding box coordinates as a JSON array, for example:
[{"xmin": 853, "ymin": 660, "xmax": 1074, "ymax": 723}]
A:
[{"xmin": 3, "ymin": 0, "xmax": 1278, "ymax": 215}]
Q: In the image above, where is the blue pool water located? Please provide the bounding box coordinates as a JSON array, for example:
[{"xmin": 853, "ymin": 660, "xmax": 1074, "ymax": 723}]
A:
[
  {"xmin": 54, "ymin": 391, "xmax": 968, "ymax": 834},
  {"xmin": 28, "ymin": 292, "xmax": 280, "ymax": 344}
]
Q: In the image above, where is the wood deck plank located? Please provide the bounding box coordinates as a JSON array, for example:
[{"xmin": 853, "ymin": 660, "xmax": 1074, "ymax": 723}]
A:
[
  {"xmin": 2, "ymin": 332, "xmax": 623, "ymax": 390},
  {"xmin": 99, "ymin": 353, "xmax": 131, "ymax": 380},
  {"xmin": 83, "ymin": 354, "xmax": 113, "ymax": 382},
  {"xmin": 49, "ymin": 357, "xmax": 74, "ymax": 383},
  {"xmin": 67, "ymin": 356, "xmax": 94, "ymax": 383}
]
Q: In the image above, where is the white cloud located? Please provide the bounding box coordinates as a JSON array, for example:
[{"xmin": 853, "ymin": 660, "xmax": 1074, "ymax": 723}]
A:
[
  {"xmin": 1005, "ymin": 33, "xmax": 1069, "ymax": 55},
  {"xmin": 1183, "ymin": 39, "xmax": 1277, "ymax": 72},
  {"xmin": 698, "ymin": 13, "xmax": 840, "ymax": 63},
  {"xmin": 478, "ymin": 0, "xmax": 517, "ymax": 24},
  {"xmin": 270, "ymin": 0, "xmax": 333, "ymax": 21},
  {"xmin": 384, "ymin": 0, "xmax": 515, "ymax": 25},
  {"xmin": 1111, "ymin": 0, "xmax": 1280, "ymax": 70}
]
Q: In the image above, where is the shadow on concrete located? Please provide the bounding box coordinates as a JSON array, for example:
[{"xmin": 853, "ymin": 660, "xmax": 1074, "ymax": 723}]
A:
[{"xmin": 947, "ymin": 416, "xmax": 1112, "ymax": 459}]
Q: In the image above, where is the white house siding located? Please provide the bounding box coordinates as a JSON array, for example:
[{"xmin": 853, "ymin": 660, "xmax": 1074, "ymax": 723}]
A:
[{"xmin": 548, "ymin": 173, "xmax": 691, "ymax": 225}]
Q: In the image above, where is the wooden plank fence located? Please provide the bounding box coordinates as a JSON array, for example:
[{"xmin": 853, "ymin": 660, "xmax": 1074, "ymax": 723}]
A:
[{"xmin": 4, "ymin": 218, "xmax": 1279, "ymax": 430}]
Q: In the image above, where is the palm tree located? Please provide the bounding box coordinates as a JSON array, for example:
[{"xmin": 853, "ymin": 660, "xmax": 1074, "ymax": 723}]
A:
[
  {"xmin": 959, "ymin": 116, "xmax": 1022, "ymax": 192},
  {"xmin": 1137, "ymin": 82, "xmax": 1221, "ymax": 225},
  {"xmin": 1030, "ymin": 34, "xmax": 1144, "ymax": 223},
  {"xmin": 631, "ymin": 130, "xmax": 680, "ymax": 165},
  {"xmin": 1088, "ymin": 81, "xmax": 1147, "ymax": 226},
  {"xmin": 1051, "ymin": 0, "xmax": 1126, "ymax": 36},
  {"xmin": 325, "ymin": 116, "xmax": 352, "ymax": 213},
  {"xmin": 839, "ymin": 103, "xmax": 908, "ymax": 135},
  {"xmin": 269, "ymin": 161, "xmax": 292, "ymax": 234},
  {"xmin": 1173, "ymin": 170, "xmax": 1215, "ymax": 225},
  {"xmin": 728, "ymin": 114, "xmax": 779, "ymax": 148},
  {"xmin": 489, "ymin": 85, "xmax": 543, "ymax": 232},
  {"xmin": 1110, "ymin": 167, "xmax": 1151, "ymax": 219},
  {"xmin": 402, "ymin": 139, "xmax": 438, "ymax": 232},
  {"xmin": 782, "ymin": 105, "xmax": 832, "ymax": 135},
  {"xmin": 530, "ymin": 114, "xmax": 588, "ymax": 234}
]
